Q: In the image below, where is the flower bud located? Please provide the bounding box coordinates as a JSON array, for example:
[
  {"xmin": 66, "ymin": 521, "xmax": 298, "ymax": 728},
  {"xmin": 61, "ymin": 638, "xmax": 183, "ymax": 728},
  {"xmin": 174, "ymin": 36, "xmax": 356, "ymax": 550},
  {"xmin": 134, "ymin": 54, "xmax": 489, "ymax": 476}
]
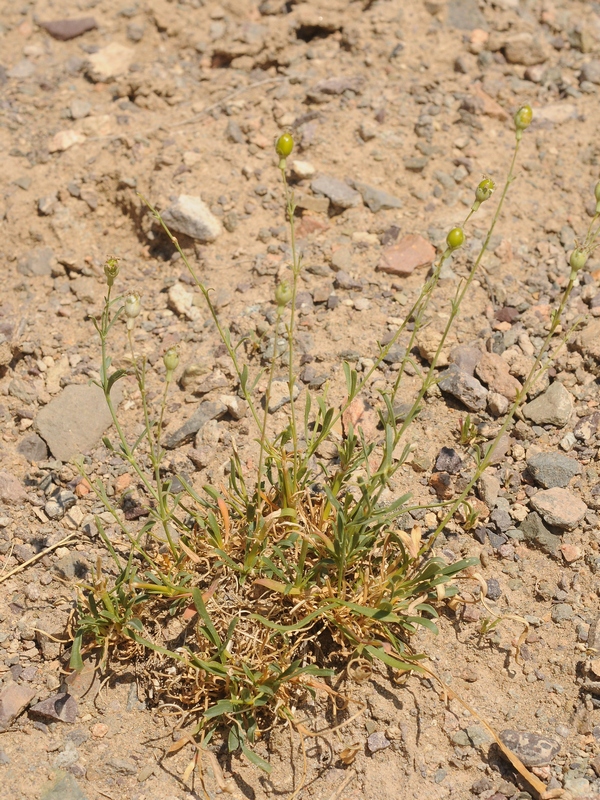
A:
[
  {"xmin": 276, "ymin": 133, "xmax": 294, "ymax": 159},
  {"xmin": 163, "ymin": 347, "xmax": 179, "ymax": 381},
  {"xmin": 124, "ymin": 292, "xmax": 141, "ymax": 331},
  {"xmin": 569, "ymin": 248, "xmax": 588, "ymax": 273},
  {"xmin": 275, "ymin": 279, "xmax": 293, "ymax": 307},
  {"xmin": 475, "ymin": 178, "xmax": 495, "ymax": 204},
  {"xmin": 104, "ymin": 256, "xmax": 120, "ymax": 287},
  {"xmin": 514, "ymin": 104, "xmax": 533, "ymax": 139},
  {"xmin": 446, "ymin": 227, "xmax": 465, "ymax": 251}
]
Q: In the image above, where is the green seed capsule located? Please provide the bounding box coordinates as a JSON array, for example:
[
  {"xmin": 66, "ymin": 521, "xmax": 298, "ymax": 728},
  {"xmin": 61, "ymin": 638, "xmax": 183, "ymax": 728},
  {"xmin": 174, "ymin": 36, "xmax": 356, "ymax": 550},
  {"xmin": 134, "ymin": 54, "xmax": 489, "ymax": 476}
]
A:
[
  {"xmin": 104, "ymin": 256, "xmax": 120, "ymax": 287},
  {"xmin": 569, "ymin": 248, "xmax": 588, "ymax": 273},
  {"xmin": 275, "ymin": 279, "xmax": 293, "ymax": 307},
  {"xmin": 163, "ymin": 347, "xmax": 179, "ymax": 380},
  {"xmin": 446, "ymin": 227, "xmax": 465, "ymax": 250},
  {"xmin": 276, "ymin": 133, "xmax": 294, "ymax": 159},
  {"xmin": 124, "ymin": 292, "xmax": 141, "ymax": 331},
  {"xmin": 514, "ymin": 104, "xmax": 533, "ymax": 139},
  {"xmin": 475, "ymin": 178, "xmax": 495, "ymax": 204}
]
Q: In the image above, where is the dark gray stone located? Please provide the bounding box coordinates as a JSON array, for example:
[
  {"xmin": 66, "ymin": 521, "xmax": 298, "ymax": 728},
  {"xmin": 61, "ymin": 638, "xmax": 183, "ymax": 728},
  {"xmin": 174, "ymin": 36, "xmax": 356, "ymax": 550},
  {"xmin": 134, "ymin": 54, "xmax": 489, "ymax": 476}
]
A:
[
  {"xmin": 438, "ymin": 364, "xmax": 488, "ymax": 411},
  {"xmin": 449, "ymin": 344, "xmax": 482, "ymax": 376},
  {"xmin": 434, "ymin": 447, "xmax": 463, "ymax": 474},
  {"xmin": 35, "ymin": 383, "xmax": 123, "ymax": 462},
  {"xmin": 0, "ymin": 472, "xmax": 28, "ymax": 505},
  {"xmin": 527, "ymin": 452, "xmax": 582, "ymax": 489},
  {"xmin": 519, "ymin": 511, "xmax": 561, "ymax": 557},
  {"xmin": 490, "ymin": 508, "xmax": 512, "ymax": 531},
  {"xmin": 164, "ymin": 400, "xmax": 227, "ymax": 448},
  {"xmin": 17, "ymin": 433, "xmax": 48, "ymax": 462},
  {"xmin": 486, "ymin": 578, "xmax": 502, "ymax": 601}
]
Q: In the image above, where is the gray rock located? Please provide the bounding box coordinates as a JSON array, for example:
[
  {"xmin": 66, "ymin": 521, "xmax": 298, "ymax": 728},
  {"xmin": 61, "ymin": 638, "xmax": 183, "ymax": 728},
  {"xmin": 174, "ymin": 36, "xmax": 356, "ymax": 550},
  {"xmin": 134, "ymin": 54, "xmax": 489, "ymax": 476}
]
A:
[
  {"xmin": 9, "ymin": 377, "xmax": 37, "ymax": 404},
  {"xmin": 486, "ymin": 578, "xmax": 501, "ymax": 601},
  {"xmin": 164, "ymin": 400, "xmax": 227, "ymax": 448},
  {"xmin": 551, "ymin": 603, "xmax": 573, "ymax": 623},
  {"xmin": 311, "ymin": 175, "xmax": 361, "ymax": 210},
  {"xmin": 438, "ymin": 364, "xmax": 488, "ymax": 411},
  {"xmin": 0, "ymin": 683, "xmax": 35, "ymax": 731},
  {"xmin": 30, "ymin": 693, "xmax": 78, "ymax": 724},
  {"xmin": 7, "ymin": 59, "xmax": 35, "ymax": 79},
  {"xmin": 45, "ymin": 489, "xmax": 77, "ymax": 520},
  {"xmin": 491, "ymin": 508, "xmax": 512, "ymax": 532},
  {"xmin": 17, "ymin": 433, "xmax": 48, "ymax": 462},
  {"xmin": 53, "ymin": 552, "xmax": 89, "ymax": 580},
  {"xmin": 478, "ymin": 473, "xmax": 500, "ymax": 507},
  {"xmin": 0, "ymin": 472, "xmax": 28, "ymax": 505},
  {"xmin": 449, "ymin": 344, "xmax": 482, "ymax": 376},
  {"xmin": 35, "ymin": 384, "xmax": 124, "ymax": 462},
  {"xmin": 435, "ymin": 447, "xmax": 462, "ymax": 474},
  {"xmin": 161, "ymin": 195, "xmax": 222, "ymax": 243},
  {"xmin": 267, "ymin": 380, "xmax": 300, "ymax": 413},
  {"xmin": 499, "ymin": 729, "xmax": 560, "ymax": 767},
  {"xmin": 40, "ymin": 17, "xmax": 97, "ymax": 41},
  {"xmin": 17, "ymin": 246, "xmax": 56, "ymax": 277},
  {"xmin": 0, "ymin": 749, "xmax": 9, "ymax": 765},
  {"xmin": 450, "ymin": 729, "xmax": 470, "ymax": 747},
  {"xmin": 530, "ymin": 487, "xmax": 587, "ymax": 530},
  {"xmin": 225, "ymin": 119, "xmax": 245, "ymax": 144},
  {"xmin": 448, "ymin": 0, "xmax": 486, "ymax": 29},
  {"xmin": 352, "ymin": 181, "xmax": 402, "ymax": 213},
  {"xmin": 574, "ymin": 412, "xmax": 600, "ymax": 442},
  {"xmin": 466, "ymin": 725, "xmax": 491, "ymax": 747},
  {"xmin": 522, "ymin": 381, "xmax": 573, "ymax": 427},
  {"xmin": 40, "ymin": 772, "xmax": 88, "ymax": 800},
  {"xmin": 69, "ymin": 97, "xmax": 92, "ymax": 119},
  {"xmin": 367, "ymin": 731, "xmax": 391, "ymax": 753},
  {"xmin": 520, "ymin": 511, "xmax": 561, "ymax": 557},
  {"xmin": 526, "ymin": 452, "xmax": 582, "ymax": 489},
  {"xmin": 580, "ymin": 61, "xmax": 600, "ymax": 84}
]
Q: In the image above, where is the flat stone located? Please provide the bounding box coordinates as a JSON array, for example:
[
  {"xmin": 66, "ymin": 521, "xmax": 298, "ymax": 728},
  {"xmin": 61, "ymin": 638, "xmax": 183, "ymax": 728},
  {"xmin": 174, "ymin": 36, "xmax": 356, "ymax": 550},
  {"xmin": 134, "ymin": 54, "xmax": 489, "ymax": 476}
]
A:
[
  {"xmin": 7, "ymin": 59, "xmax": 35, "ymax": 79},
  {"xmin": 352, "ymin": 181, "xmax": 402, "ymax": 213},
  {"xmin": 367, "ymin": 731, "xmax": 391, "ymax": 753},
  {"xmin": 522, "ymin": 381, "xmax": 573, "ymax": 427},
  {"xmin": 551, "ymin": 603, "xmax": 573, "ymax": 623},
  {"xmin": 161, "ymin": 195, "xmax": 222, "ymax": 242},
  {"xmin": 48, "ymin": 129, "xmax": 86, "ymax": 153},
  {"xmin": 574, "ymin": 412, "xmax": 600, "ymax": 442},
  {"xmin": 504, "ymin": 34, "xmax": 549, "ymax": 65},
  {"xmin": 499, "ymin": 729, "xmax": 560, "ymax": 767},
  {"xmin": 40, "ymin": 17, "xmax": 97, "ymax": 40},
  {"xmin": 0, "ymin": 471, "xmax": 28, "ymax": 505},
  {"xmin": 306, "ymin": 75, "xmax": 364, "ymax": 102},
  {"xmin": 449, "ymin": 344, "xmax": 482, "ymax": 376},
  {"xmin": 526, "ymin": 452, "xmax": 582, "ymax": 489},
  {"xmin": 417, "ymin": 329, "xmax": 449, "ymax": 366},
  {"xmin": 529, "ymin": 487, "xmax": 586, "ymax": 530},
  {"xmin": 377, "ymin": 234, "xmax": 436, "ymax": 277},
  {"xmin": 580, "ymin": 61, "xmax": 600, "ymax": 84},
  {"xmin": 167, "ymin": 283, "xmax": 201, "ymax": 321},
  {"xmin": 486, "ymin": 578, "xmax": 502, "ymax": 600},
  {"xmin": 520, "ymin": 511, "xmax": 561, "ymax": 556},
  {"xmin": 574, "ymin": 318, "xmax": 600, "ymax": 368},
  {"xmin": 86, "ymin": 42, "xmax": 134, "ymax": 82},
  {"xmin": 164, "ymin": 401, "xmax": 227, "ymax": 448},
  {"xmin": 0, "ymin": 683, "xmax": 35, "ymax": 731},
  {"xmin": 35, "ymin": 383, "xmax": 124, "ymax": 462},
  {"xmin": 40, "ymin": 772, "xmax": 88, "ymax": 800},
  {"xmin": 448, "ymin": 0, "xmax": 486, "ymax": 29},
  {"xmin": 311, "ymin": 175, "xmax": 361, "ymax": 209},
  {"xmin": 17, "ymin": 246, "xmax": 56, "ymax": 277},
  {"xmin": 267, "ymin": 380, "xmax": 300, "ymax": 413},
  {"xmin": 30, "ymin": 693, "xmax": 78, "ymax": 724},
  {"xmin": 475, "ymin": 351, "xmax": 521, "ymax": 401},
  {"xmin": 478, "ymin": 473, "xmax": 500, "ymax": 507},
  {"xmin": 438, "ymin": 364, "xmax": 488, "ymax": 411},
  {"xmin": 70, "ymin": 99, "xmax": 91, "ymax": 120},
  {"xmin": 17, "ymin": 433, "xmax": 48, "ymax": 461}
]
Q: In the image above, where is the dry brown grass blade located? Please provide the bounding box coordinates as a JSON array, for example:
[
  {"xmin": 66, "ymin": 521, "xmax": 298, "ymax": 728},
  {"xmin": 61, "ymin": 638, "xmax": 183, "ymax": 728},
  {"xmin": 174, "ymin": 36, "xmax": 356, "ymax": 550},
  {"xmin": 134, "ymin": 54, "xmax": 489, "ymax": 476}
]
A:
[
  {"xmin": 0, "ymin": 532, "xmax": 77, "ymax": 584},
  {"xmin": 217, "ymin": 497, "xmax": 231, "ymax": 543},
  {"xmin": 179, "ymin": 539, "xmax": 202, "ymax": 564},
  {"xmin": 423, "ymin": 666, "xmax": 547, "ymax": 799}
]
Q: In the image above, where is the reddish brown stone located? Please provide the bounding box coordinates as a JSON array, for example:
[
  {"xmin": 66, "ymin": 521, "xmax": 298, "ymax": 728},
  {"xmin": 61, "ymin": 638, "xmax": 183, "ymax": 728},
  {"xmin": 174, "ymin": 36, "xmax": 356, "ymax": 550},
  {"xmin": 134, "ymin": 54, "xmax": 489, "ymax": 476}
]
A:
[{"xmin": 377, "ymin": 234, "xmax": 436, "ymax": 277}]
